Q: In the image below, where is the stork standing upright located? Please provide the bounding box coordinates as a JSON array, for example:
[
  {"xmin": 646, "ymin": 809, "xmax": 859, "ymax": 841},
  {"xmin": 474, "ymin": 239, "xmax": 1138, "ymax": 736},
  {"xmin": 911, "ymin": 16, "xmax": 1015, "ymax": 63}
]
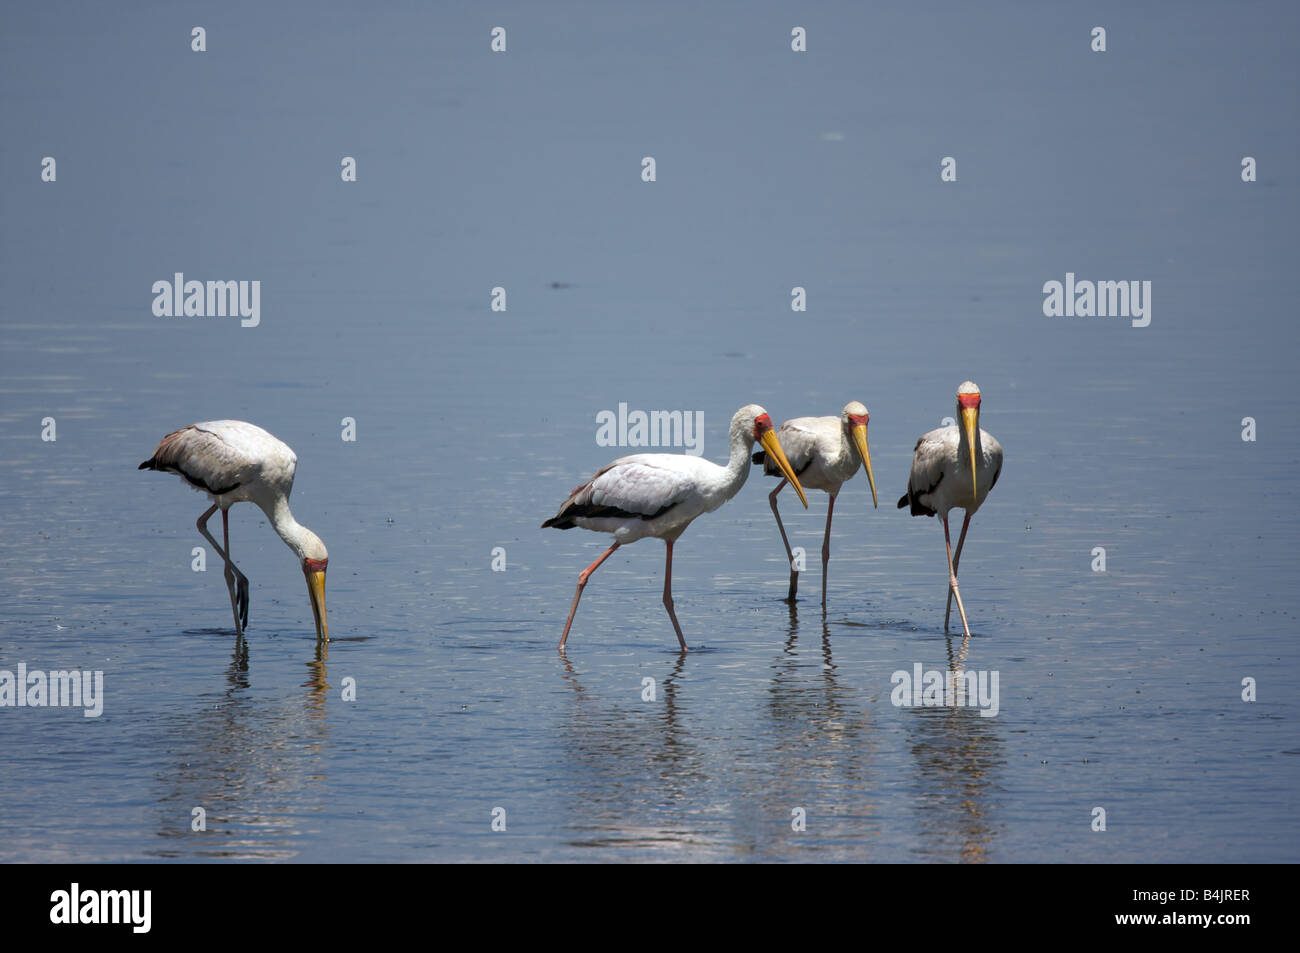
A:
[
  {"xmin": 898, "ymin": 382, "xmax": 1002, "ymax": 639},
  {"xmin": 139, "ymin": 420, "xmax": 329, "ymax": 640},
  {"xmin": 542, "ymin": 404, "xmax": 808, "ymax": 651},
  {"xmin": 754, "ymin": 401, "xmax": 878, "ymax": 609}
]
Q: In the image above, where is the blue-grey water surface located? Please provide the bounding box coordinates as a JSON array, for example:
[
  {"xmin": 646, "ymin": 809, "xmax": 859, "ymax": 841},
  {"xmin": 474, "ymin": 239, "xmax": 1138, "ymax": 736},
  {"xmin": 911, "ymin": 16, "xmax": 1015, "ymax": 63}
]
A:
[{"xmin": 1, "ymin": 1, "xmax": 1297, "ymax": 861}]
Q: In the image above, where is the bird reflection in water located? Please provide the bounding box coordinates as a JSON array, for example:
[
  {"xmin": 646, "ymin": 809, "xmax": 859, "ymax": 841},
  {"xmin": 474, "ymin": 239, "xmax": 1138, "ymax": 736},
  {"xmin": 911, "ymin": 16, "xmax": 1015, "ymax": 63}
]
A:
[
  {"xmin": 763, "ymin": 601, "xmax": 878, "ymax": 856},
  {"xmin": 903, "ymin": 629, "xmax": 1005, "ymax": 863},
  {"xmin": 148, "ymin": 634, "xmax": 335, "ymax": 860},
  {"xmin": 554, "ymin": 652, "xmax": 713, "ymax": 854}
]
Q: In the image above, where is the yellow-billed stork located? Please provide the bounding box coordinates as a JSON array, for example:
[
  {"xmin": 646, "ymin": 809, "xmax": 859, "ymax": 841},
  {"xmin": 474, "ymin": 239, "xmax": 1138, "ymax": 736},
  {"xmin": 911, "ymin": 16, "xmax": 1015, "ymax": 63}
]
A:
[
  {"xmin": 897, "ymin": 382, "xmax": 1003, "ymax": 639},
  {"xmin": 139, "ymin": 420, "xmax": 329, "ymax": 640},
  {"xmin": 542, "ymin": 404, "xmax": 808, "ymax": 651},
  {"xmin": 754, "ymin": 401, "xmax": 878, "ymax": 608}
]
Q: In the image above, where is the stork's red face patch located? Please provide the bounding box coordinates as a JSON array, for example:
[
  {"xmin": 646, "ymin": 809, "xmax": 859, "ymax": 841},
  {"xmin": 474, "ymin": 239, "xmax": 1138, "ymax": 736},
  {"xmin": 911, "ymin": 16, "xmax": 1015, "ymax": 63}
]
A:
[
  {"xmin": 957, "ymin": 393, "xmax": 981, "ymax": 409},
  {"xmin": 304, "ymin": 558, "xmax": 328, "ymax": 573},
  {"xmin": 754, "ymin": 414, "xmax": 773, "ymax": 438},
  {"xmin": 848, "ymin": 414, "xmax": 869, "ymax": 427}
]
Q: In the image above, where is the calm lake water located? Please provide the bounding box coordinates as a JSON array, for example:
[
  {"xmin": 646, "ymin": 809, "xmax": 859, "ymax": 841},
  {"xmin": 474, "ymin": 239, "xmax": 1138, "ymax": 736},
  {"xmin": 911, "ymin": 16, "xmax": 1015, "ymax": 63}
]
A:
[{"xmin": 1, "ymin": 1, "xmax": 1297, "ymax": 862}]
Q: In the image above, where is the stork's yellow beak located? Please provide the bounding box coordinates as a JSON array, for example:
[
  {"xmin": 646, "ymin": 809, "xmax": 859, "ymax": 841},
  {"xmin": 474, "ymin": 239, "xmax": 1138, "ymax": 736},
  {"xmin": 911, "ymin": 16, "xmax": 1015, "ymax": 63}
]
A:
[
  {"xmin": 760, "ymin": 428, "xmax": 809, "ymax": 508},
  {"xmin": 960, "ymin": 405, "xmax": 980, "ymax": 499},
  {"xmin": 850, "ymin": 422, "xmax": 878, "ymax": 508},
  {"xmin": 305, "ymin": 568, "xmax": 328, "ymax": 641}
]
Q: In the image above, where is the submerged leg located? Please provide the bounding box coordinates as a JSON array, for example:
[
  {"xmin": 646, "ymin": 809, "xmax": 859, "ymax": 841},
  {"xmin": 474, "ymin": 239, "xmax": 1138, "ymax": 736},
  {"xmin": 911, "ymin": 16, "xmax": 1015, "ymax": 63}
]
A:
[
  {"xmin": 769, "ymin": 480, "xmax": 799, "ymax": 602},
  {"xmin": 558, "ymin": 541, "xmax": 620, "ymax": 651},
  {"xmin": 662, "ymin": 539, "xmax": 688, "ymax": 651},
  {"xmin": 944, "ymin": 512, "xmax": 972, "ymax": 632}
]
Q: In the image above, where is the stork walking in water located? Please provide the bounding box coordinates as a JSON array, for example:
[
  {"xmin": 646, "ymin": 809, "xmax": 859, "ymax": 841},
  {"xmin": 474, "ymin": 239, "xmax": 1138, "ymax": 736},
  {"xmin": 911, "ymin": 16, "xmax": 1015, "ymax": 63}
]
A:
[
  {"xmin": 139, "ymin": 420, "xmax": 329, "ymax": 640},
  {"xmin": 754, "ymin": 402, "xmax": 878, "ymax": 608},
  {"xmin": 898, "ymin": 382, "xmax": 1002, "ymax": 639},
  {"xmin": 542, "ymin": 404, "xmax": 808, "ymax": 651}
]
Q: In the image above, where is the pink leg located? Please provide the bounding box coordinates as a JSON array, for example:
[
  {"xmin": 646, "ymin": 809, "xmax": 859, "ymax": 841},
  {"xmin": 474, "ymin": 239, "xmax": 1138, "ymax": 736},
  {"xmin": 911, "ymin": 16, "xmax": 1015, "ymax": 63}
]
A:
[
  {"xmin": 559, "ymin": 541, "xmax": 620, "ymax": 651},
  {"xmin": 943, "ymin": 515, "xmax": 971, "ymax": 639},
  {"xmin": 662, "ymin": 540, "xmax": 688, "ymax": 651},
  {"xmin": 944, "ymin": 512, "xmax": 972, "ymax": 631},
  {"xmin": 768, "ymin": 480, "xmax": 799, "ymax": 602},
  {"xmin": 821, "ymin": 492, "xmax": 837, "ymax": 611}
]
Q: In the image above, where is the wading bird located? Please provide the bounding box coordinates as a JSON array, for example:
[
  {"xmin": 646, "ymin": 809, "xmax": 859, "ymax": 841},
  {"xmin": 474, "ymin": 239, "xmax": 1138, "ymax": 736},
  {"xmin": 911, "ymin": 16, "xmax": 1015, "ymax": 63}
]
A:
[
  {"xmin": 139, "ymin": 420, "xmax": 329, "ymax": 640},
  {"xmin": 898, "ymin": 382, "xmax": 1002, "ymax": 639},
  {"xmin": 754, "ymin": 402, "xmax": 878, "ymax": 608},
  {"xmin": 542, "ymin": 404, "xmax": 809, "ymax": 651}
]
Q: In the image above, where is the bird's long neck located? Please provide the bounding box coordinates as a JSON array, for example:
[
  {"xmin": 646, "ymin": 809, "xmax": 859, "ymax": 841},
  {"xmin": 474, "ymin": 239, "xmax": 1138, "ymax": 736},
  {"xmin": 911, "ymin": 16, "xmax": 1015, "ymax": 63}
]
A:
[
  {"xmin": 834, "ymin": 423, "xmax": 857, "ymax": 472},
  {"xmin": 718, "ymin": 426, "xmax": 754, "ymax": 498},
  {"xmin": 261, "ymin": 496, "xmax": 314, "ymax": 561}
]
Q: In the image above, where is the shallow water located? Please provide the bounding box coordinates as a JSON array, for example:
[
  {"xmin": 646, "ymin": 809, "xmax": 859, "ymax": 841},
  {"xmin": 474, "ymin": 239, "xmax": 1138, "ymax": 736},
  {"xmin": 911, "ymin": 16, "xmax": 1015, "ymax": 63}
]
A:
[{"xmin": 1, "ymin": 1, "xmax": 1297, "ymax": 862}]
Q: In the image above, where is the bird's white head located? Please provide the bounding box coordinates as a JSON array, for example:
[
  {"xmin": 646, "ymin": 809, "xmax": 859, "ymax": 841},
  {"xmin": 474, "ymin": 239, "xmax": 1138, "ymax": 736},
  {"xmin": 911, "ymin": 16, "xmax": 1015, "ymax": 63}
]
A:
[
  {"xmin": 730, "ymin": 404, "xmax": 767, "ymax": 441},
  {"xmin": 734, "ymin": 404, "xmax": 809, "ymax": 508},
  {"xmin": 956, "ymin": 381, "xmax": 982, "ymax": 499},
  {"xmin": 840, "ymin": 401, "xmax": 878, "ymax": 508}
]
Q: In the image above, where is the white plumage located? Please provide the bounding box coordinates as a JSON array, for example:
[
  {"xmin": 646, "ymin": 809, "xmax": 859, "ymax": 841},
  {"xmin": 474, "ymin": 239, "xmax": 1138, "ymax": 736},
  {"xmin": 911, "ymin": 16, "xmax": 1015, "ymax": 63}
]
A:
[
  {"xmin": 139, "ymin": 420, "xmax": 329, "ymax": 640},
  {"xmin": 901, "ymin": 427, "xmax": 1003, "ymax": 518},
  {"xmin": 543, "ymin": 404, "xmax": 808, "ymax": 651},
  {"xmin": 757, "ymin": 401, "xmax": 879, "ymax": 608},
  {"xmin": 548, "ymin": 455, "xmax": 735, "ymax": 544},
  {"xmin": 897, "ymin": 382, "xmax": 1003, "ymax": 638}
]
